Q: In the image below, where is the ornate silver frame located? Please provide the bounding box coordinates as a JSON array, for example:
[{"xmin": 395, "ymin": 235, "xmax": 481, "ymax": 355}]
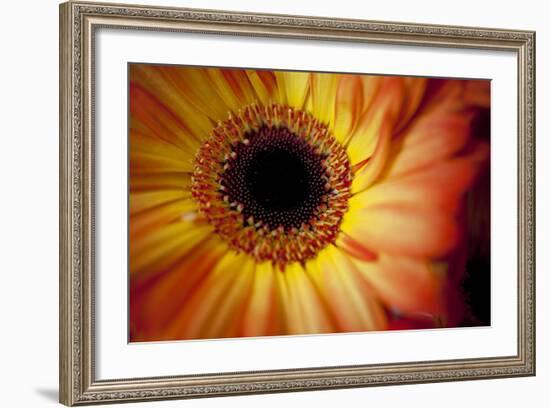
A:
[{"xmin": 59, "ymin": 1, "xmax": 536, "ymax": 405}]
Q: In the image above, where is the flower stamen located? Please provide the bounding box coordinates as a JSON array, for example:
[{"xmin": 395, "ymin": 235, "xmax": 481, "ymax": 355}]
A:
[{"xmin": 191, "ymin": 103, "xmax": 352, "ymax": 267}]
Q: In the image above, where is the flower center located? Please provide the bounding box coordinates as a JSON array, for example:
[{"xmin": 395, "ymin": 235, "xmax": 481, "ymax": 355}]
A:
[
  {"xmin": 223, "ymin": 125, "xmax": 328, "ymax": 230},
  {"xmin": 191, "ymin": 103, "xmax": 352, "ymax": 267}
]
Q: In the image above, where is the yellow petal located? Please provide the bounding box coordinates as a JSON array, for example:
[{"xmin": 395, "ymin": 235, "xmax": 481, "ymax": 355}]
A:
[
  {"xmin": 333, "ymin": 75, "xmax": 380, "ymax": 143},
  {"xmin": 340, "ymin": 203, "xmax": 459, "ymax": 258},
  {"xmin": 305, "ymin": 246, "xmax": 387, "ymax": 332},
  {"xmin": 350, "ymin": 112, "xmax": 393, "ymax": 193},
  {"xmin": 130, "ymin": 171, "xmax": 192, "ymax": 192},
  {"xmin": 277, "ymin": 262, "xmax": 334, "ymax": 334},
  {"xmin": 150, "ymin": 65, "xmax": 236, "ymax": 122},
  {"xmin": 130, "ymin": 198, "xmax": 198, "ymax": 238},
  {"xmin": 130, "ymin": 131, "xmax": 195, "ymax": 174},
  {"xmin": 241, "ymin": 261, "xmax": 282, "ymax": 337},
  {"xmin": 345, "ymin": 78, "xmax": 405, "ymax": 166},
  {"xmin": 130, "ymin": 190, "xmax": 190, "ymax": 215},
  {"xmin": 246, "ymin": 70, "xmax": 278, "ymax": 105},
  {"xmin": 310, "ymin": 72, "xmax": 339, "ymax": 125},
  {"xmin": 199, "ymin": 256, "xmax": 256, "ymax": 339},
  {"xmin": 129, "ymin": 220, "xmax": 212, "ymax": 276},
  {"xmin": 206, "ymin": 68, "xmax": 258, "ymax": 112},
  {"xmin": 275, "ymin": 71, "xmax": 310, "ymax": 109}
]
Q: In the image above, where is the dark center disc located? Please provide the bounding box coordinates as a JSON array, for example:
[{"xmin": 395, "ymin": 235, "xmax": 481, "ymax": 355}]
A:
[{"xmin": 220, "ymin": 125, "xmax": 327, "ymax": 230}]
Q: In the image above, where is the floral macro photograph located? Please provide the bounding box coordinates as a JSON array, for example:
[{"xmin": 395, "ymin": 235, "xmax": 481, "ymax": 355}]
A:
[{"xmin": 128, "ymin": 64, "xmax": 491, "ymax": 343}]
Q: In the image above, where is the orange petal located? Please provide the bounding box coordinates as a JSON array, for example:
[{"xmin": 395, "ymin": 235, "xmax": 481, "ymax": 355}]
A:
[
  {"xmin": 394, "ymin": 77, "xmax": 428, "ymax": 132},
  {"xmin": 130, "ymin": 83, "xmax": 202, "ymax": 152},
  {"xmin": 165, "ymin": 251, "xmax": 255, "ymax": 340},
  {"xmin": 130, "ymin": 235, "xmax": 227, "ymax": 341},
  {"xmin": 240, "ymin": 261, "xmax": 282, "ymax": 337},
  {"xmin": 129, "ymin": 220, "xmax": 212, "ymax": 276},
  {"xmin": 351, "ymin": 144, "xmax": 489, "ymax": 214},
  {"xmin": 420, "ymin": 79, "xmax": 466, "ymax": 114},
  {"xmin": 464, "ymin": 80, "xmax": 491, "ymax": 108},
  {"xmin": 130, "ymin": 65, "xmax": 214, "ymax": 139},
  {"xmin": 342, "ymin": 204, "xmax": 460, "ymax": 258},
  {"xmin": 337, "ymin": 233, "xmax": 378, "ymax": 262},
  {"xmin": 383, "ymin": 110, "xmax": 474, "ymax": 179},
  {"xmin": 352, "ymin": 254, "xmax": 445, "ymax": 316},
  {"xmin": 198, "ymin": 259, "xmax": 256, "ymax": 340}
]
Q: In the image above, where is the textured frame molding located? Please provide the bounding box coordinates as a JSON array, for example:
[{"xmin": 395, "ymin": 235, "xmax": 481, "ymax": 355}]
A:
[{"xmin": 59, "ymin": 1, "xmax": 536, "ymax": 405}]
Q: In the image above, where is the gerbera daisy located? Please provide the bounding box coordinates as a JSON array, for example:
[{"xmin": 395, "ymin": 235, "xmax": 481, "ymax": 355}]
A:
[{"xmin": 129, "ymin": 64, "xmax": 490, "ymax": 341}]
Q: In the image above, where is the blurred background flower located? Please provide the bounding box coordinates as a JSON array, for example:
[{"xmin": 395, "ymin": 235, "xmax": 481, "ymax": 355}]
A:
[{"xmin": 129, "ymin": 65, "xmax": 490, "ymax": 341}]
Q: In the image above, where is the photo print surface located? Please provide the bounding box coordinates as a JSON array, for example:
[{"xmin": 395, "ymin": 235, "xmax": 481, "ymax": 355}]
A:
[{"xmin": 128, "ymin": 64, "xmax": 491, "ymax": 342}]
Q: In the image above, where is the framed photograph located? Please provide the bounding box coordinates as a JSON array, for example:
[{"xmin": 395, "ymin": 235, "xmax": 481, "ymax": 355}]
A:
[{"xmin": 59, "ymin": 1, "xmax": 536, "ymax": 405}]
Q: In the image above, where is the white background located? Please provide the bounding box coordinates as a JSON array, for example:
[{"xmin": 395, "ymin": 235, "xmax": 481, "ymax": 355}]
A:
[
  {"xmin": 96, "ymin": 28, "xmax": 518, "ymax": 379},
  {"xmin": 0, "ymin": 0, "xmax": 546, "ymax": 407}
]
